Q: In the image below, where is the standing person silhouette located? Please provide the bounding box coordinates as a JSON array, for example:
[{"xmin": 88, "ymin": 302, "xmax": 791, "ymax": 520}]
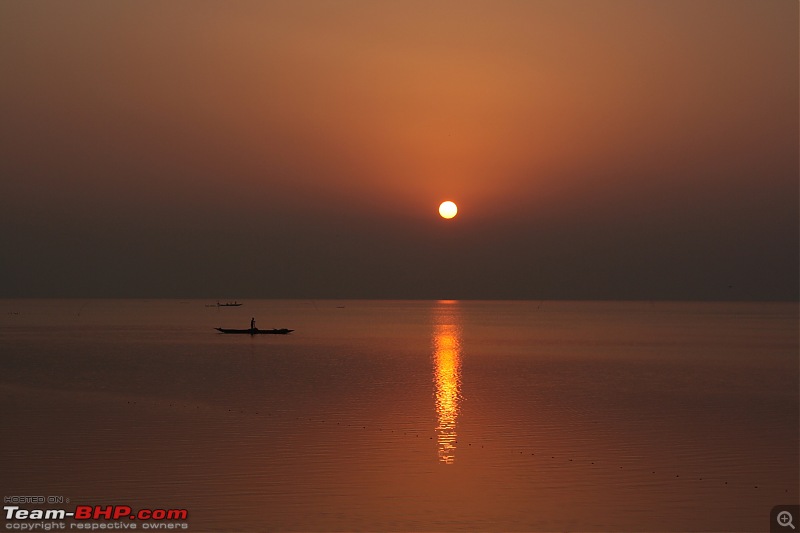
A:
[{"xmin": 250, "ymin": 317, "xmax": 256, "ymax": 330}]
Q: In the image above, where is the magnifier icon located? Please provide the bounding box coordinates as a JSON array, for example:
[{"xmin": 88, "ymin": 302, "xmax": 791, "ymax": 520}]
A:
[{"xmin": 778, "ymin": 511, "xmax": 796, "ymax": 530}]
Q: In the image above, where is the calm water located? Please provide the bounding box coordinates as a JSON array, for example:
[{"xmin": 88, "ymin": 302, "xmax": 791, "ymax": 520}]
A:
[{"xmin": 1, "ymin": 299, "xmax": 797, "ymax": 531}]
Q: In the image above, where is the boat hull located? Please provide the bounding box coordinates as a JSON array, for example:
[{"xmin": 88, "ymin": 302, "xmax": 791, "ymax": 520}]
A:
[{"xmin": 216, "ymin": 327, "xmax": 293, "ymax": 335}]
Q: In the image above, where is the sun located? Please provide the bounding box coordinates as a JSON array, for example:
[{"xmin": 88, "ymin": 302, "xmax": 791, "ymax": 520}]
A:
[{"xmin": 438, "ymin": 201, "xmax": 458, "ymax": 219}]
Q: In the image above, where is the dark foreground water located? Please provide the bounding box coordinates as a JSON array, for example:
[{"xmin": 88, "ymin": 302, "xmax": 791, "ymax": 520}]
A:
[{"xmin": 1, "ymin": 299, "xmax": 798, "ymax": 531}]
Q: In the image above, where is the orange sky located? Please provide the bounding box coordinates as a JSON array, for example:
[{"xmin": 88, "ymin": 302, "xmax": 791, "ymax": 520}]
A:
[{"xmin": 0, "ymin": 1, "xmax": 797, "ymax": 299}]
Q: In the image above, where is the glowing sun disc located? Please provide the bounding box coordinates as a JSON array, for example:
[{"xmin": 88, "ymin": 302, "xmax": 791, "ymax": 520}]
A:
[{"xmin": 439, "ymin": 201, "xmax": 458, "ymax": 219}]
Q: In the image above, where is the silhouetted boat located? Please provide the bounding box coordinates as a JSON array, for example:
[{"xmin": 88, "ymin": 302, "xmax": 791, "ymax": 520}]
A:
[
  {"xmin": 216, "ymin": 327, "xmax": 293, "ymax": 335},
  {"xmin": 205, "ymin": 301, "xmax": 243, "ymax": 307}
]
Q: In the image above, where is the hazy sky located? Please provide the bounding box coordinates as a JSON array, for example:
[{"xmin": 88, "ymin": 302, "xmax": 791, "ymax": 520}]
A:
[{"xmin": 1, "ymin": 1, "xmax": 797, "ymax": 300}]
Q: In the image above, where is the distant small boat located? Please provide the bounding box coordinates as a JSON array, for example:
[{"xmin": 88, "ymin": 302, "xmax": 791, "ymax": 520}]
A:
[
  {"xmin": 216, "ymin": 327, "xmax": 293, "ymax": 335},
  {"xmin": 217, "ymin": 301, "xmax": 242, "ymax": 307}
]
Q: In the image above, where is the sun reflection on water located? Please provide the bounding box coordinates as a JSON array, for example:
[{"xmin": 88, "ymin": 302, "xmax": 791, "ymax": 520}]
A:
[{"xmin": 433, "ymin": 301, "xmax": 462, "ymax": 464}]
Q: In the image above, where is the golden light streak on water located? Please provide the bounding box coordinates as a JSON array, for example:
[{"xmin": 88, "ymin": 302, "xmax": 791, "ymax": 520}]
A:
[{"xmin": 433, "ymin": 301, "xmax": 462, "ymax": 464}]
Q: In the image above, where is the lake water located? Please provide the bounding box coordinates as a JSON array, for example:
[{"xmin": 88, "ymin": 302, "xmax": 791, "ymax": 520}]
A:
[{"xmin": 1, "ymin": 299, "xmax": 797, "ymax": 531}]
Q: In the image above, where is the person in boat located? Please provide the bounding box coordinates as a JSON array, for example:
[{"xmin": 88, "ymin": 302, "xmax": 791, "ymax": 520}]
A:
[{"xmin": 250, "ymin": 317, "xmax": 256, "ymax": 330}]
